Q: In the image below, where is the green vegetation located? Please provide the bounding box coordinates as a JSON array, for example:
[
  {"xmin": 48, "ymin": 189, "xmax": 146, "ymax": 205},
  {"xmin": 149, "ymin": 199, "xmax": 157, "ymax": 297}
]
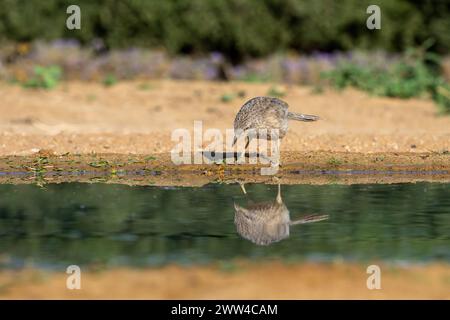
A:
[
  {"xmin": 102, "ymin": 74, "xmax": 117, "ymax": 87},
  {"xmin": 220, "ymin": 93, "xmax": 235, "ymax": 103},
  {"xmin": 311, "ymin": 85, "xmax": 324, "ymax": 95},
  {"xmin": 267, "ymin": 85, "xmax": 286, "ymax": 98},
  {"xmin": 322, "ymin": 46, "xmax": 450, "ymax": 113},
  {"xmin": 22, "ymin": 65, "xmax": 62, "ymax": 89},
  {"xmin": 86, "ymin": 93, "xmax": 97, "ymax": 102},
  {"xmin": 220, "ymin": 90, "xmax": 247, "ymax": 102},
  {"xmin": 241, "ymin": 74, "xmax": 270, "ymax": 83},
  {"xmin": 138, "ymin": 82, "xmax": 153, "ymax": 90},
  {"xmin": 435, "ymin": 84, "xmax": 450, "ymax": 113},
  {"xmin": 237, "ymin": 90, "xmax": 246, "ymax": 98},
  {"xmin": 327, "ymin": 157, "xmax": 343, "ymax": 166},
  {"xmin": 0, "ymin": 0, "xmax": 449, "ymax": 60},
  {"xmin": 88, "ymin": 160, "xmax": 111, "ymax": 168}
]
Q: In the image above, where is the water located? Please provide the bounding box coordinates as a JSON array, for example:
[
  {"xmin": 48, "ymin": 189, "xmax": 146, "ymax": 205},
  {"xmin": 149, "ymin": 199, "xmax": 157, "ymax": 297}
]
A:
[{"xmin": 0, "ymin": 182, "xmax": 448, "ymax": 270}]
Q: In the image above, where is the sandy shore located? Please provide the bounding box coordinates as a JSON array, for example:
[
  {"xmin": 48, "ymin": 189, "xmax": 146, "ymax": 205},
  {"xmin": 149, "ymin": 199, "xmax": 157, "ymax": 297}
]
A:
[
  {"xmin": 0, "ymin": 151, "xmax": 449, "ymax": 186},
  {"xmin": 0, "ymin": 80, "xmax": 449, "ymax": 156},
  {"xmin": 0, "ymin": 262, "xmax": 448, "ymax": 299},
  {"xmin": 0, "ymin": 80, "xmax": 449, "ymax": 184}
]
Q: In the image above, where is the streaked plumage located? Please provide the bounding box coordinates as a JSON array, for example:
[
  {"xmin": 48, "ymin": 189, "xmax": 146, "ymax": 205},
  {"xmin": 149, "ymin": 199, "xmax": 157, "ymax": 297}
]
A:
[{"xmin": 233, "ymin": 96, "xmax": 319, "ymax": 146}]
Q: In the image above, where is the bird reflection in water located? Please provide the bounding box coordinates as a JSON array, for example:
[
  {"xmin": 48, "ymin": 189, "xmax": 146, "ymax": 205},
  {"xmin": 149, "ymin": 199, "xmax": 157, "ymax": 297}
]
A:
[{"xmin": 234, "ymin": 184, "xmax": 328, "ymax": 245}]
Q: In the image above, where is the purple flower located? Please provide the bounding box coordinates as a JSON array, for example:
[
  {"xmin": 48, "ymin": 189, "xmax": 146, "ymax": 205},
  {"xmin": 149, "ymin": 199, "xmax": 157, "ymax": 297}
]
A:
[{"xmin": 210, "ymin": 52, "xmax": 224, "ymax": 64}]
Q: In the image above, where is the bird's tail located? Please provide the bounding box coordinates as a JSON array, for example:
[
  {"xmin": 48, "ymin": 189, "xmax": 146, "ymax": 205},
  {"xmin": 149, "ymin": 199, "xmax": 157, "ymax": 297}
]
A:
[{"xmin": 287, "ymin": 112, "xmax": 320, "ymax": 122}]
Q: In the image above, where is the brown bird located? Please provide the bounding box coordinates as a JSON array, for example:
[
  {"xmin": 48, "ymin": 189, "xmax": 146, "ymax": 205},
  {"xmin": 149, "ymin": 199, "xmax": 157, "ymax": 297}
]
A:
[
  {"xmin": 232, "ymin": 97, "xmax": 320, "ymax": 156},
  {"xmin": 233, "ymin": 184, "xmax": 328, "ymax": 245}
]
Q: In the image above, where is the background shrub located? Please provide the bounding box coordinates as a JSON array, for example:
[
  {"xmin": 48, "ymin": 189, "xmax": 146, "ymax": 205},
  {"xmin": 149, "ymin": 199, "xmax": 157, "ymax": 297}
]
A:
[
  {"xmin": 22, "ymin": 65, "xmax": 62, "ymax": 89},
  {"xmin": 0, "ymin": 0, "xmax": 448, "ymax": 61},
  {"xmin": 322, "ymin": 44, "xmax": 450, "ymax": 113}
]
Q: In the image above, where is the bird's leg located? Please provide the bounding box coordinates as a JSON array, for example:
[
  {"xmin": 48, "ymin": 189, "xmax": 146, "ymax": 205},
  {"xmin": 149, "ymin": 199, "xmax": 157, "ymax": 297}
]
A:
[
  {"xmin": 259, "ymin": 137, "xmax": 281, "ymax": 167},
  {"xmin": 233, "ymin": 179, "xmax": 247, "ymax": 194},
  {"xmin": 239, "ymin": 181, "xmax": 247, "ymax": 194},
  {"xmin": 274, "ymin": 137, "xmax": 282, "ymax": 167},
  {"xmin": 276, "ymin": 183, "xmax": 282, "ymax": 204},
  {"xmin": 269, "ymin": 137, "xmax": 282, "ymax": 167},
  {"xmin": 242, "ymin": 135, "xmax": 250, "ymax": 160}
]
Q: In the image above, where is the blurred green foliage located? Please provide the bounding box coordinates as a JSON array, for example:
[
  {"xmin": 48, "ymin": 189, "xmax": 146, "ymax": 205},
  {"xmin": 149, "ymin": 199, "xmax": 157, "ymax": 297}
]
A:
[
  {"xmin": 102, "ymin": 74, "xmax": 118, "ymax": 87},
  {"xmin": 267, "ymin": 85, "xmax": 286, "ymax": 98},
  {"xmin": 322, "ymin": 44, "xmax": 450, "ymax": 113},
  {"xmin": 22, "ymin": 65, "xmax": 62, "ymax": 89},
  {"xmin": 220, "ymin": 93, "xmax": 236, "ymax": 103},
  {"xmin": 0, "ymin": 0, "xmax": 449, "ymax": 60}
]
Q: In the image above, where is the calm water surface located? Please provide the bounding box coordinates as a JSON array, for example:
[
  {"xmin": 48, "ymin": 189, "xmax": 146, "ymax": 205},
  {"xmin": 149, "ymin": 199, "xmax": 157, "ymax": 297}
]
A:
[{"xmin": 0, "ymin": 182, "xmax": 448, "ymax": 269}]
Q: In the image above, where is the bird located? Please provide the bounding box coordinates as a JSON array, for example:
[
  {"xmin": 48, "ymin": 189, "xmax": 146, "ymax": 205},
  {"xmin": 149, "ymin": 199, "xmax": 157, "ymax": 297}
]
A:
[
  {"xmin": 233, "ymin": 184, "xmax": 328, "ymax": 245},
  {"xmin": 232, "ymin": 96, "xmax": 319, "ymax": 164}
]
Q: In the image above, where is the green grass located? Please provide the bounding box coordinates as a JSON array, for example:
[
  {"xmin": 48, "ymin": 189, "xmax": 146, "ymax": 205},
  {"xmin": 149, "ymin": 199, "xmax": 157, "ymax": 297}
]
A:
[
  {"xmin": 220, "ymin": 93, "xmax": 235, "ymax": 103},
  {"xmin": 86, "ymin": 94, "xmax": 97, "ymax": 102},
  {"xmin": 311, "ymin": 85, "xmax": 324, "ymax": 95},
  {"xmin": 88, "ymin": 160, "xmax": 111, "ymax": 168},
  {"xmin": 241, "ymin": 73, "xmax": 269, "ymax": 83},
  {"xmin": 23, "ymin": 65, "xmax": 62, "ymax": 89},
  {"xmin": 237, "ymin": 90, "xmax": 246, "ymax": 98},
  {"xmin": 138, "ymin": 82, "xmax": 153, "ymax": 90},
  {"xmin": 102, "ymin": 74, "xmax": 118, "ymax": 87},
  {"xmin": 220, "ymin": 90, "xmax": 247, "ymax": 103},
  {"xmin": 267, "ymin": 85, "xmax": 286, "ymax": 98},
  {"xmin": 327, "ymin": 157, "xmax": 343, "ymax": 166}
]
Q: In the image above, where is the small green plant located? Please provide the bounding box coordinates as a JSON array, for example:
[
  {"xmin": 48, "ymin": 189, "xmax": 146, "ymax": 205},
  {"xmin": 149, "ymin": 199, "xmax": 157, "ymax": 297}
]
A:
[
  {"xmin": 103, "ymin": 74, "xmax": 117, "ymax": 87},
  {"xmin": 220, "ymin": 93, "xmax": 235, "ymax": 103},
  {"xmin": 218, "ymin": 261, "xmax": 238, "ymax": 273},
  {"xmin": 86, "ymin": 94, "xmax": 97, "ymax": 102},
  {"xmin": 88, "ymin": 160, "xmax": 110, "ymax": 168},
  {"xmin": 138, "ymin": 82, "xmax": 153, "ymax": 90},
  {"xmin": 311, "ymin": 85, "xmax": 324, "ymax": 94},
  {"xmin": 237, "ymin": 90, "xmax": 246, "ymax": 98},
  {"xmin": 23, "ymin": 65, "xmax": 62, "ymax": 89},
  {"xmin": 433, "ymin": 82, "xmax": 450, "ymax": 113},
  {"xmin": 327, "ymin": 157, "xmax": 343, "ymax": 166},
  {"xmin": 267, "ymin": 85, "xmax": 286, "ymax": 98},
  {"xmin": 241, "ymin": 73, "xmax": 268, "ymax": 83},
  {"xmin": 220, "ymin": 90, "xmax": 247, "ymax": 103}
]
